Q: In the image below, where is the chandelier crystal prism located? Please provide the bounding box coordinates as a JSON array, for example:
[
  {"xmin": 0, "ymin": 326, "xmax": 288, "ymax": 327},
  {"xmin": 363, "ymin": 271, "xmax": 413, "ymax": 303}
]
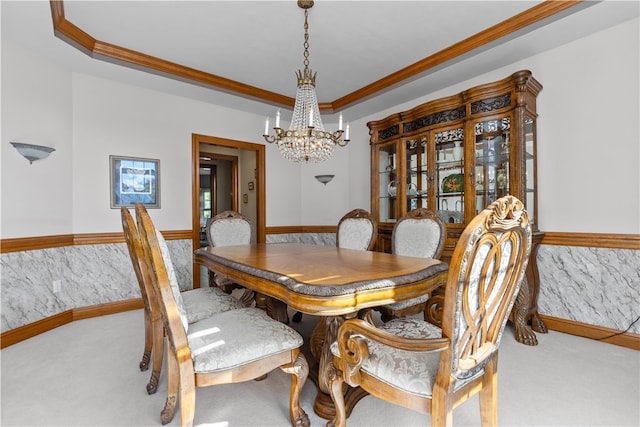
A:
[{"xmin": 263, "ymin": 0, "xmax": 349, "ymax": 163}]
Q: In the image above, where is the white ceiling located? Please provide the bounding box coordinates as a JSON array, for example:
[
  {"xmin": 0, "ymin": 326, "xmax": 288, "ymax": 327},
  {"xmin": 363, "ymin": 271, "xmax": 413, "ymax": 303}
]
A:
[{"xmin": 2, "ymin": 1, "xmax": 638, "ymax": 121}]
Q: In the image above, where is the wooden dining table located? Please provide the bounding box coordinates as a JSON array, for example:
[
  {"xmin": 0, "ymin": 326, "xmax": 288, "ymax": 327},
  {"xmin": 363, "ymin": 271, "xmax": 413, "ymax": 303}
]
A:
[{"xmin": 194, "ymin": 242, "xmax": 449, "ymax": 419}]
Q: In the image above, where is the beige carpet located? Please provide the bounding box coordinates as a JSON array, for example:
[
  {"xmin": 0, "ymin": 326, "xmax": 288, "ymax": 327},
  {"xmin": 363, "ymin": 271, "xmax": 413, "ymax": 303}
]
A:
[{"xmin": 1, "ymin": 308, "xmax": 638, "ymax": 426}]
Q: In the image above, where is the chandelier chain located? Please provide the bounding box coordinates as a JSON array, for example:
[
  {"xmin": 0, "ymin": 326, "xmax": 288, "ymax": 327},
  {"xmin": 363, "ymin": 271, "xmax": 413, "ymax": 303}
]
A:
[{"xmin": 303, "ymin": 9, "xmax": 310, "ymax": 70}]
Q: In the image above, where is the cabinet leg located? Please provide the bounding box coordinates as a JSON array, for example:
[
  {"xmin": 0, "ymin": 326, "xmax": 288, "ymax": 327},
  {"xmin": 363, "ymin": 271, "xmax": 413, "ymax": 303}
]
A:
[{"xmin": 511, "ymin": 240, "xmax": 547, "ymax": 345}]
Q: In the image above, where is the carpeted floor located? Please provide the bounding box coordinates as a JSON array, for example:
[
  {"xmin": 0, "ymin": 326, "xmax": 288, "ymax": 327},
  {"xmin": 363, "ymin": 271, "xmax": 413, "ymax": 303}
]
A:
[{"xmin": 1, "ymin": 308, "xmax": 638, "ymax": 426}]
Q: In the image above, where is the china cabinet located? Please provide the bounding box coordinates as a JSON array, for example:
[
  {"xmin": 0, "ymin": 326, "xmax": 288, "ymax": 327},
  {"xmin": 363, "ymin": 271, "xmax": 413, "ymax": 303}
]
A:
[{"xmin": 369, "ymin": 70, "xmax": 547, "ymax": 345}]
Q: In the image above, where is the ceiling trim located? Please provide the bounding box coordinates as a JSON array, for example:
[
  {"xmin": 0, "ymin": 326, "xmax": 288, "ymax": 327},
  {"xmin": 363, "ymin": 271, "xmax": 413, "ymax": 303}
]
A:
[{"xmin": 49, "ymin": 0, "xmax": 582, "ymax": 112}]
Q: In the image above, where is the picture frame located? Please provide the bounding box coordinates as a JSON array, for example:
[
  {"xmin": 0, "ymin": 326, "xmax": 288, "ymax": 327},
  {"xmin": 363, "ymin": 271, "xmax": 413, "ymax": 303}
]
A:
[{"xmin": 110, "ymin": 155, "xmax": 160, "ymax": 208}]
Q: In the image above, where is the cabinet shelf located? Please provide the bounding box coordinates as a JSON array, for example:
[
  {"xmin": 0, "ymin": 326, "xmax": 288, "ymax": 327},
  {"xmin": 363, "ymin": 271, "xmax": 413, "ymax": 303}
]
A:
[{"xmin": 436, "ymin": 160, "xmax": 463, "ymax": 168}]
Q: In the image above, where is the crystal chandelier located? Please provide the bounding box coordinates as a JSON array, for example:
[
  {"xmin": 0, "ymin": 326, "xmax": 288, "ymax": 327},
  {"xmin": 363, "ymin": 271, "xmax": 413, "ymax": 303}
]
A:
[{"xmin": 263, "ymin": 0, "xmax": 349, "ymax": 163}]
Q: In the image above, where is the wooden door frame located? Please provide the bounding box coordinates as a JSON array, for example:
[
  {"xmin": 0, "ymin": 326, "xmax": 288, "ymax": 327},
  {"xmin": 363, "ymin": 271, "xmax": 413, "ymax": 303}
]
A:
[{"xmin": 192, "ymin": 134, "xmax": 266, "ymax": 287}]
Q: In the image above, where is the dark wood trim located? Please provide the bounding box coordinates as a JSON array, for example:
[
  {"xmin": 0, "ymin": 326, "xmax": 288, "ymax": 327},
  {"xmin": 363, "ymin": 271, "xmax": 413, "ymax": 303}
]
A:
[
  {"xmin": 73, "ymin": 299, "xmax": 143, "ymax": 321},
  {"xmin": 0, "ymin": 230, "xmax": 191, "ymax": 254},
  {"xmin": 72, "ymin": 232, "xmax": 125, "ymax": 245},
  {"xmin": 0, "ymin": 298, "xmax": 143, "ymax": 348},
  {"xmin": 49, "ymin": 0, "xmax": 585, "ymax": 112},
  {"xmin": 0, "ymin": 311, "xmax": 72, "ymax": 349},
  {"xmin": 159, "ymin": 230, "xmax": 192, "ymax": 241},
  {"xmin": 3, "ymin": 230, "xmax": 636, "ymax": 253},
  {"xmin": 541, "ymin": 232, "xmax": 640, "ymax": 250},
  {"xmin": 539, "ymin": 314, "xmax": 640, "ymax": 350},
  {"xmin": 0, "ymin": 234, "xmax": 74, "ymax": 253}
]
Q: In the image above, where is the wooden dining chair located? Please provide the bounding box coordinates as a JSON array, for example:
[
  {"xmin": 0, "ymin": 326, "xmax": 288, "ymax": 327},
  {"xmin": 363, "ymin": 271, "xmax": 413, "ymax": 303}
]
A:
[
  {"xmin": 335, "ymin": 208, "xmax": 377, "ymax": 251},
  {"xmin": 121, "ymin": 207, "xmax": 246, "ymax": 394},
  {"xmin": 205, "ymin": 210, "xmax": 255, "ymax": 305},
  {"xmin": 375, "ymin": 208, "xmax": 446, "ymax": 322},
  {"xmin": 292, "ymin": 208, "xmax": 376, "ymax": 323},
  {"xmin": 326, "ymin": 196, "xmax": 532, "ymax": 427},
  {"xmin": 135, "ymin": 204, "xmax": 310, "ymax": 427}
]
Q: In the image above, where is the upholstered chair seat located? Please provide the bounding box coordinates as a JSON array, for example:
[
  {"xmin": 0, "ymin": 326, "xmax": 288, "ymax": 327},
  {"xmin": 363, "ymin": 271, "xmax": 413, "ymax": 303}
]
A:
[
  {"xmin": 188, "ymin": 307, "xmax": 303, "ymax": 372},
  {"xmin": 330, "ymin": 318, "xmax": 447, "ymax": 396}
]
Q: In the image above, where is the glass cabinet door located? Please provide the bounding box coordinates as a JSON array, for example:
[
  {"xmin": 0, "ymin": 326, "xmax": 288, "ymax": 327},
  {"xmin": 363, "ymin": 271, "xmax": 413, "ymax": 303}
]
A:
[
  {"xmin": 406, "ymin": 136, "xmax": 428, "ymax": 212},
  {"xmin": 377, "ymin": 141, "xmax": 399, "ymax": 223},
  {"xmin": 435, "ymin": 127, "xmax": 464, "ymax": 224},
  {"xmin": 474, "ymin": 117, "xmax": 511, "ymax": 214},
  {"xmin": 524, "ymin": 113, "xmax": 537, "ymax": 226}
]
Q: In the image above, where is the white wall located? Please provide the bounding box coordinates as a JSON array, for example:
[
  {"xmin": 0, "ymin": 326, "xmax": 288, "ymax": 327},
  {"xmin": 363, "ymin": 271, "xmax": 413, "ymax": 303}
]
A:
[
  {"xmin": 1, "ymin": 42, "xmax": 73, "ymax": 238},
  {"xmin": 2, "ymin": 17, "xmax": 638, "ymax": 238},
  {"xmin": 70, "ymin": 73, "xmax": 278, "ymax": 233}
]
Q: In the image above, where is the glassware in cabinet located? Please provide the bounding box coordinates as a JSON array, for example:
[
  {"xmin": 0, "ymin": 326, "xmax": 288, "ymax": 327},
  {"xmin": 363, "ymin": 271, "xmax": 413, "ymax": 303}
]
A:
[
  {"xmin": 474, "ymin": 117, "xmax": 511, "ymax": 213},
  {"xmin": 405, "ymin": 136, "xmax": 428, "ymax": 212},
  {"xmin": 435, "ymin": 128, "xmax": 464, "ymax": 224},
  {"xmin": 377, "ymin": 141, "xmax": 398, "ymax": 223}
]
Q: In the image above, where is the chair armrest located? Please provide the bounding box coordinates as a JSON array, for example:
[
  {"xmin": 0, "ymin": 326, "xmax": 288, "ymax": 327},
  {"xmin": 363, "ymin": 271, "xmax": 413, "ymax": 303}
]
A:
[
  {"xmin": 338, "ymin": 318, "xmax": 450, "ymax": 354},
  {"xmin": 334, "ymin": 318, "xmax": 449, "ymax": 387}
]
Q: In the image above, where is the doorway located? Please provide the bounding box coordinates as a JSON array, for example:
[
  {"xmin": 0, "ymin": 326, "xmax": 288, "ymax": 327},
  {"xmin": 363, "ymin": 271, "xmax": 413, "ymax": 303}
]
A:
[
  {"xmin": 198, "ymin": 155, "xmax": 237, "ymax": 246},
  {"xmin": 191, "ymin": 134, "xmax": 266, "ymax": 287}
]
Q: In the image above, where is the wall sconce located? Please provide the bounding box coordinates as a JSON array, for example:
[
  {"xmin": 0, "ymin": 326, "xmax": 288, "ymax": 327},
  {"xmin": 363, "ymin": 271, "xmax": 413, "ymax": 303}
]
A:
[
  {"xmin": 315, "ymin": 174, "xmax": 334, "ymax": 185},
  {"xmin": 10, "ymin": 142, "xmax": 56, "ymax": 164}
]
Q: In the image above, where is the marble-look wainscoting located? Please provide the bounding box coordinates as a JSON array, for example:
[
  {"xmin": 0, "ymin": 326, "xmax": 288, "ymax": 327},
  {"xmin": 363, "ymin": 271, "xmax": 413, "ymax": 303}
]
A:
[
  {"xmin": 266, "ymin": 233, "xmax": 336, "ymax": 246},
  {"xmin": 537, "ymin": 245, "xmax": 640, "ymax": 334},
  {"xmin": 1, "ymin": 239, "xmax": 193, "ymax": 333}
]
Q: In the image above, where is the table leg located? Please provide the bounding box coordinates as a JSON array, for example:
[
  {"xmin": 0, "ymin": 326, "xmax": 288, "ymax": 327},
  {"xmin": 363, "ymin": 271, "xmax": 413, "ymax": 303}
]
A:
[
  {"xmin": 255, "ymin": 293, "xmax": 290, "ymax": 324},
  {"xmin": 310, "ymin": 316, "xmax": 370, "ymax": 420}
]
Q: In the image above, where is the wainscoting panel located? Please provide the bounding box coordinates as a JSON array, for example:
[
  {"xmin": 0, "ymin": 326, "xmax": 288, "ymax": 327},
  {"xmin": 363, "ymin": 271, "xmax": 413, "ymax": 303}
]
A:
[
  {"xmin": 266, "ymin": 233, "xmax": 335, "ymax": 246},
  {"xmin": 0, "ymin": 239, "xmax": 193, "ymax": 333},
  {"xmin": 537, "ymin": 245, "xmax": 640, "ymax": 334}
]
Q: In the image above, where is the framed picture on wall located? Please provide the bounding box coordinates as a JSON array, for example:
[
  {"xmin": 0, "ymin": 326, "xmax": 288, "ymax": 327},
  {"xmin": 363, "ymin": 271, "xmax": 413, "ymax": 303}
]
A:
[{"xmin": 110, "ymin": 155, "xmax": 160, "ymax": 208}]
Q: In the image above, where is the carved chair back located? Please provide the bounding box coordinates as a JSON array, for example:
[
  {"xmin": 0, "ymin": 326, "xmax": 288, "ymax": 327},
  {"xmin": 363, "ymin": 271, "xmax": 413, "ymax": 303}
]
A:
[
  {"xmin": 206, "ymin": 210, "xmax": 251, "ymax": 247},
  {"xmin": 336, "ymin": 208, "xmax": 376, "ymax": 251},
  {"xmin": 391, "ymin": 208, "xmax": 445, "ymax": 259},
  {"xmin": 440, "ymin": 195, "xmax": 532, "ymax": 381}
]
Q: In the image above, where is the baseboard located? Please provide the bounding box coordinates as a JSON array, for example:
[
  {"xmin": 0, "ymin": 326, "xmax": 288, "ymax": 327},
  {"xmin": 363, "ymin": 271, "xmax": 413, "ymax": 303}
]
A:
[
  {"xmin": 0, "ymin": 298, "xmax": 143, "ymax": 349},
  {"xmin": 72, "ymin": 299, "xmax": 144, "ymax": 321},
  {"xmin": 540, "ymin": 314, "xmax": 640, "ymax": 350},
  {"xmin": 2, "ymin": 301, "xmax": 637, "ymax": 351}
]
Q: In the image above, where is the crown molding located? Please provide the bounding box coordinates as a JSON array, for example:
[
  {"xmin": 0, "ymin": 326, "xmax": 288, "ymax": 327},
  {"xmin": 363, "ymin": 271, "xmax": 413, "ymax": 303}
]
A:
[{"xmin": 48, "ymin": 0, "xmax": 583, "ymax": 112}]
